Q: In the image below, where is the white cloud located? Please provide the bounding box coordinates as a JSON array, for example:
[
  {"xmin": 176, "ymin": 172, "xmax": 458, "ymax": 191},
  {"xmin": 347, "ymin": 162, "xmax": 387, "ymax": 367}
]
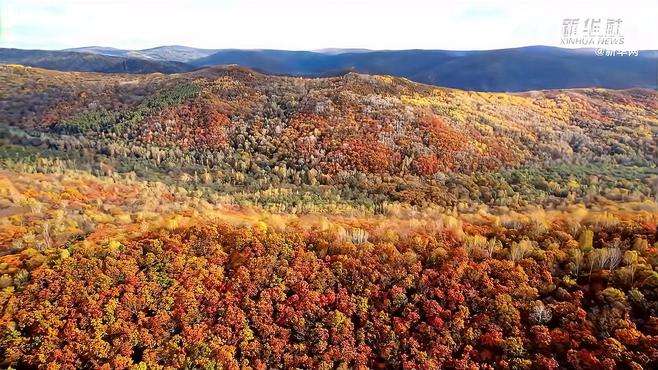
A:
[{"xmin": 1, "ymin": 0, "xmax": 656, "ymax": 50}]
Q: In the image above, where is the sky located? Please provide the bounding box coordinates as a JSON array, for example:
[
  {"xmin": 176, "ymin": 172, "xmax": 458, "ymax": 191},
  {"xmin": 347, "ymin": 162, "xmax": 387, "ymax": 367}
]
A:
[{"xmin": 1, "ymin": 0, "xmax": 657, "ymax": 51}]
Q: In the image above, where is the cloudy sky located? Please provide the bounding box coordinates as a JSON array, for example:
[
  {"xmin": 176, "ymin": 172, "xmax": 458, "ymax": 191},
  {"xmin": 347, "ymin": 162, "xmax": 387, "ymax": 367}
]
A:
[{"xmin": 1, "ymin": 0, "xmax": 656, "ymax": 51}]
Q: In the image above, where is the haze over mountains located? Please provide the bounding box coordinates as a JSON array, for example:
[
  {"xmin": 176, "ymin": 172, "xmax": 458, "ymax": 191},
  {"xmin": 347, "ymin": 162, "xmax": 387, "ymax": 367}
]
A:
[
  {"xmin": 65, "ymin": 45, "xmax": 219, "ymax": 63},
  {"xmin": 1, "ymin": 45, "xmax": 656, "ymax": 91},
  {"xmin": 0, "ymin": 48, "xmax": 192, "ymax": 74}
]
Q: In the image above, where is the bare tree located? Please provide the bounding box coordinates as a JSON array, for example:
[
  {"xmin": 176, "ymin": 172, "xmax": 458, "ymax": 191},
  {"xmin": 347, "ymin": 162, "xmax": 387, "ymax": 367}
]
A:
[
  {"xmin": 605, "ymin": 247, "xmax": 622, "ymax": 270},
  {"xmin": 529, "ymin": 301, "xmax": 552, "ymax": 324},
  {"xmin": 572, "ymin": 249, "xmax": 584, "ymax": 276},
  {"xmin": 510, "ymin": 240, "xmax": 532, "ymax": 262}
]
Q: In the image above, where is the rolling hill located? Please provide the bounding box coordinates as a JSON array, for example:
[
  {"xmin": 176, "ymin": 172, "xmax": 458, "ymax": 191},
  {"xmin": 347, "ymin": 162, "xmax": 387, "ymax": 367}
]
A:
[{"xmin": 1, "ymin": 63, "xmax": 656, "ymax": 208}]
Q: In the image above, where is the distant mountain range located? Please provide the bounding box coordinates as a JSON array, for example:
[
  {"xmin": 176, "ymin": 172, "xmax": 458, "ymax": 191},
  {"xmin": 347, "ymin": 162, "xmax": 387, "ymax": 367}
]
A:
[
  {"xmin": 64, "ymin": 45, "xmax": 219, "ymax": 63},
  {"xmin": 0, "ymin": 48, "xmax": 191, "ymax": 74},
  {"xmin": 1, "ymin": 45, "xmax": 656, "ymax": 91}
]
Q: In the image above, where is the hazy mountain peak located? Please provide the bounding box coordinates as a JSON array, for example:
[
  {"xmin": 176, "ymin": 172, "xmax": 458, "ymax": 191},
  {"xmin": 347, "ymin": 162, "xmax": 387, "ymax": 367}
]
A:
[{"xmin": 313, "ymin": 48, "xmax": 373, "ymax": 55}]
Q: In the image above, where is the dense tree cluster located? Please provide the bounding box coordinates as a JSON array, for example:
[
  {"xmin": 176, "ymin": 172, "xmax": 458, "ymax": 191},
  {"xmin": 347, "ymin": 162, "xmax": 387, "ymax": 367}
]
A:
[
  {"xmin": 1, "ymin": 203, "xmax": 657, "ymax": 368},
  {"xmin": 1, "ymin": 65, "xmax": 656, "ymax": 176}
]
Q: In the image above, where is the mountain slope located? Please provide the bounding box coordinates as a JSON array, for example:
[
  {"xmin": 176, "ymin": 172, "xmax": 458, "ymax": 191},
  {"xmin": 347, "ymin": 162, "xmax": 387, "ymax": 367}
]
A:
[{"xmin": 0, "ymin": 48, "xmax": 193, "ymax": 74}]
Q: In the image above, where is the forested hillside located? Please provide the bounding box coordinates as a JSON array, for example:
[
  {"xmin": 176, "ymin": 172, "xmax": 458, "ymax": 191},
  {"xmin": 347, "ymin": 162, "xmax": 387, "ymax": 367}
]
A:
[
  {"xmin": 0, "ymin": 64, "xmax": 657, "ymax": 368},
  {"xmin": 1, "ymin": 65, "xmax": 656, "ymax": 209}
]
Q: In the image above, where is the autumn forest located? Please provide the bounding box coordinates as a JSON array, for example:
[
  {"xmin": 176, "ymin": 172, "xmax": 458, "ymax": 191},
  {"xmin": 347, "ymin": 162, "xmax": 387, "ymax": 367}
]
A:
[{"xmin": 0, "ymin": 64, "xmax": 657, "ymax": 369}]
